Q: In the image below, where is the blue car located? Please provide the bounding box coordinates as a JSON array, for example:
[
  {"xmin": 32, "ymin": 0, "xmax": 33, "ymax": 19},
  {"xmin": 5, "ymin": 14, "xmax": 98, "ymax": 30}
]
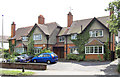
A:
[{"xmin": 32, "ymin": 53, "xmax": 58, "ymax": 64}]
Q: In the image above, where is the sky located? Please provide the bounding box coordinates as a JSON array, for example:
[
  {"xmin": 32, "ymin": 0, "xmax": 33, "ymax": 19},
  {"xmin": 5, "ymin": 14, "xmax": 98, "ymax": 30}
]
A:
[{"xmin": 0, "ymin": 0, "xmax": 115, "ymax": 36}]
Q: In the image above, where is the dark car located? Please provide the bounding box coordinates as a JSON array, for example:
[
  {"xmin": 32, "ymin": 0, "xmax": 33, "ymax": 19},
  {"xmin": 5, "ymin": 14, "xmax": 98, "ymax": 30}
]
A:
[
  {"xmin": 15, "ymin": 54, "xmax": 34, "ymax": 62},
  {"xmin": 32, "ymin": 53, "xmax": 58, "ymax": 64}
]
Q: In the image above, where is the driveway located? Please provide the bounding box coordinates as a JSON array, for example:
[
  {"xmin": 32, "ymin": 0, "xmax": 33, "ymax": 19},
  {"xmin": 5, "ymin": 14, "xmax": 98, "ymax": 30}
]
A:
[
  {"xmin": 1, "ymin": 59, "xmax": 119, "ymax": 75},
  {"xmin": 33, "ymin": 59, "xmax": 119, "ymax": 75}
]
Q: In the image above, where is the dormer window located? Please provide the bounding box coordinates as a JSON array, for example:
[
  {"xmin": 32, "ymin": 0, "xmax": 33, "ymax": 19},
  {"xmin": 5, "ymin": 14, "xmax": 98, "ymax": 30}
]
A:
[
  {"xmin": 71, "ymin": 34, "xmax": 77, "ymax": 40},
  {"xmin": 22, "ymin": 37, "xmax": 28, "ymax": 41},
  {"xmin": 59, "ymin": 36, "xmax": 64, "ymax": 42},
  {"xmin": 89, "ymin": 30, "xmax": 103, "ymax": 37}
]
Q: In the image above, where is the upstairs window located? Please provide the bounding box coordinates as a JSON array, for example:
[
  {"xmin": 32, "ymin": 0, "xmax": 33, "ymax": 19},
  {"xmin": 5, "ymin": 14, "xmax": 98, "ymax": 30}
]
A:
[
  {"xmin": 22, "ymin": 37, "xmax": 28, "ymax": 41},
  {"xmin": 89, "ymin": 30, "xmax": 103, "ymax": 37},
  {"xmin": 59, "ymin": 36, "xmax": 64, "ymax": 42},
  {"xmin": 33, "ymin": 34, "xmax": 42, "ymax": 40},
  {"xmin": 71, "ymin": 34, "xmax": 77, "ymax": 40}
]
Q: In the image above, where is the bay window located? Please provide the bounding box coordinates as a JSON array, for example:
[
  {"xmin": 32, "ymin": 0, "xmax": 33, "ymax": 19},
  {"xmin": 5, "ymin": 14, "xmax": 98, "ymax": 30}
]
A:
[{"xmin": 85, "ymin": 46, "xmax": 104, "ymax": 54}]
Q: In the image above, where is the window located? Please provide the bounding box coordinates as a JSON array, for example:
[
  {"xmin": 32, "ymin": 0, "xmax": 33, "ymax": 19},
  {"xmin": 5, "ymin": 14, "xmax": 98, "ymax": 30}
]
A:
[
  {"xmin": 22, "ymin": 37, "xmax": 28, "ymax": 41},
  {"xmin": 33, "ymin": 34, "xmax": 42, "ymax": 40},
  {"xmin": 85, "ymin": 46, "xmax": 104, "ymax": 54},
  {"xmin": 89, "ymin": 30, "xmax": 103, "ymax": 37},
  {"xmin": 34, "ymin": 48, "xmax": 42, "ymax": 54},
  {"xmin": 59, "ymin": 36, "xmax": 64, "ymax": 42},
  {"xmin": 71, "ymin": 34, "xmax": 77, "ymax": 40},
  {"xmin": 70, "ymin": 48, "xmax": 78, "ymax": 54}
]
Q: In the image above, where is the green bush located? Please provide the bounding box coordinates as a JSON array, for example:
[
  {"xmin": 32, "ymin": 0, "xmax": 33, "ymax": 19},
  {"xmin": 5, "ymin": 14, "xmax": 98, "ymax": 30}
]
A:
[
  {"xmin": 67, "ymin": 54, "xmax": 78, "ymax": 60},
  {"xmin": 98, "ymin": 54, "xmax": 103, "ymax": 61},
  {"xmin": 13, "ymin": 52, "xmax": 20, "ymax": 56},
  {"xmin": 117, "ymin": 49, "xmax": 120, "ymax": 58},
  {"xmin": 67, "ymin": 54, "xmax": 84, "ymax": 61},
  {"xmin": 34, "ymin": 53, "xmax": 40, "ymax": 57},
  {"xmin": 118, "ymin": 64, "xmax": 120, "ymax": 73},
  {"xmin": 76, "ymin": 55, "xmax": 84, "ymax": 61},
  {"xmin": 4, "ymin": 52, "xmax": 11, "ymax": 59}
]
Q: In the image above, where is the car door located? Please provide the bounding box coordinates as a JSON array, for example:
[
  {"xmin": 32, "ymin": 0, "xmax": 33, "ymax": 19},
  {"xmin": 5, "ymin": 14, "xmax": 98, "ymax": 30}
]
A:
[
  {"xmin": 43, "ymin": 54, "xmax": 50, "ymax": 62},
  {"xmin": 37, "ymin": 54, "xmax": 44, "ymax": 62}
]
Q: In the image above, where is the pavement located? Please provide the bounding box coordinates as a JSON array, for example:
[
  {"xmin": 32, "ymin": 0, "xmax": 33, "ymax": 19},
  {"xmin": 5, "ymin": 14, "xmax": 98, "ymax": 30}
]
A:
[{"xmin": 0, "ymin": 59, "xmax": 120, "ymax": 75}]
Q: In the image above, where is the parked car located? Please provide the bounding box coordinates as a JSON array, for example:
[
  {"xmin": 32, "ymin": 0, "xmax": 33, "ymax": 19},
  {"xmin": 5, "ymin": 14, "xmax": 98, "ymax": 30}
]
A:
[
  {"xmin": 0, "ymin": 58, "xmax": 7, "ymax": 63},
  {"xmin": 32, "ymin": 53, "xmax": 58, "ymax": 64},
  {"xmin": 15, "ymin": 54, "xmax": 34, "ymax": 62}
]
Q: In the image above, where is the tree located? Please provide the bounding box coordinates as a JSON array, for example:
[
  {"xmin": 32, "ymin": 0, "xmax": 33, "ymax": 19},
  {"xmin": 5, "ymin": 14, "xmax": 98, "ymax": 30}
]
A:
[
  {"xmin": 71, "ymin": 26, "xmax": 90, "ymax": 55},
  {"xmin": 27, "ymin": 37, "xmax": 34, "ymax": 55},
  {"xmin": 105, "ymin": 0, "xmax": 120, "ymax": 34}
]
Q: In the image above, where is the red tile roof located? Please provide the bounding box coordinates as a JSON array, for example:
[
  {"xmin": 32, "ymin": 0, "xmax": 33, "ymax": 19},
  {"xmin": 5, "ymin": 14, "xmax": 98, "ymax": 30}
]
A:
[{"xmin": 85, "ymin": 39, "xmax": 104, "ymax": 46}]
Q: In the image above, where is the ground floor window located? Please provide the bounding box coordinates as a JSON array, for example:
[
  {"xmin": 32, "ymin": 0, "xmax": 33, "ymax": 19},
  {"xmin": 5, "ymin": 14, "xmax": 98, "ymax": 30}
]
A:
[
  {"xmin": 15, "ymin": 48, "xmax": 24, "ymax": 54},
  {"xmin": 85, "ymin": 46, "xmax": 104, "ymax": 54},
  {"xmin": 70, "ymin": 47, "xmax": 78, "ymax": 54},
  {"xmin": 34, "ymin": 49, "xmax": 41, "ymax": 54}
]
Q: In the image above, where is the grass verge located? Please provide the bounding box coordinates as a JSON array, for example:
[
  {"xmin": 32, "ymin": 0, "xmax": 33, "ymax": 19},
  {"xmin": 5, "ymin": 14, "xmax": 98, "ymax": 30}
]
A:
[{"xmin": 0, "ymin": 70, "xmax": 34, "ymax": 76}]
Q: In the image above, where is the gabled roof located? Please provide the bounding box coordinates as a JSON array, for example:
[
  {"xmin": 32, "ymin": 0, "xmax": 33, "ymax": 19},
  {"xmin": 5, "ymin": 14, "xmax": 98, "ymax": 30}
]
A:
[
  {"xmin": 10, "ymin": 26, "xmax": 33, "ymax": 40},
  {"xmin": 35, "ymin": 22, "xmax": 61, "ymax": 36},
  {"xmin": 85, "ymin": 39, "xmax": 104, "ymax": 46},
  {"xmin": 58, "ymin": 27, "xmax": 69, "ymax": 36},
  {"xmin": 59, "ymin": 16, "xmax": 110, "ymax": 36}
]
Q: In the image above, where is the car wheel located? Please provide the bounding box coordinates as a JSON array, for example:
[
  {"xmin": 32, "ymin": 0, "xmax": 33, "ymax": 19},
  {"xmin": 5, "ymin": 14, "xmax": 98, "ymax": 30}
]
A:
[
  {"xmin": 47, "ymin": 60, "xmax": 51, "ymax": 64},
  {"xmin": 33, "ymin": 60, "xmax": 37, "ymax": 63}
]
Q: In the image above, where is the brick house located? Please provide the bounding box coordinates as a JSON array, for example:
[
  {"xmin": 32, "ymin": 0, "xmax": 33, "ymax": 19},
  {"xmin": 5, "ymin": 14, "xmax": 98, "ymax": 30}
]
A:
[
  {"xmin": 9, "ymin": 12, "xmax": 115, "ymax": 60},
  {"xmin": 55, "ymin": 12, "xmax": 115, "ymax": 60},
  {"xmin": 9, "ymin": 15, "xmax": 61, "ymax": 54}
]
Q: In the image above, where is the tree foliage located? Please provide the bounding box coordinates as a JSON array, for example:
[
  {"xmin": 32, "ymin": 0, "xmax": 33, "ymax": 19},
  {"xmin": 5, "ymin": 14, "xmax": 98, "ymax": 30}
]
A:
[
  {"xmin": 105, "ymin": 0, "xmax": 120, "ymax": 34},
  {"xmin": 71, "ymin": 25, "xmax": 90, "ymax": 55},
  {"xmin": 27, "ymin": 36, "xmax": 34, "ymax": 55}
]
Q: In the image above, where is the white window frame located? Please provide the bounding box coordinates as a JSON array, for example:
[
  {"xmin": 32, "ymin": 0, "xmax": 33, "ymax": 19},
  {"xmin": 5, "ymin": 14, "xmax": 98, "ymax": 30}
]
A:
[
  {"xmin": 71, "ymin": 34, "xmax": 77, "ymax": 40},
  {"xmin": 89, "ymin": 30, "xmax": 103, "ymax": 37},
  {"xmin": 85, "ymin": 46, "xmax": 104, "ymax": 54},
  {"xmin": 59, "ymin": 36, "xmax": 64, "ymax": 42},
  {"xmin": 33, "ymin": 34, "xmax": 42, "ymax": 40},
  {"xmin": 22, "ymin": 36, "xmax": 28, "ymax": 41},
  {"xmin": 70, "ymin": 48, "xmax": 78, "ymax": 54}
]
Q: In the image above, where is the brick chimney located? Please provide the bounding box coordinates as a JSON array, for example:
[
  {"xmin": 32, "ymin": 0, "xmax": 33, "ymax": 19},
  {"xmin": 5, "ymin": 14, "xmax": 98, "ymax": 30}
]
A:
[
  {"xmin": 67, "ymin": 12, "xmax": 73, "ymax": 27},
  {"xmin": 38, "ymin": 15, "xmax": 45, "ymax": 24},
  {"xmin": 11, "ymin": 22, "xmax": 16, "ymax": 38}
]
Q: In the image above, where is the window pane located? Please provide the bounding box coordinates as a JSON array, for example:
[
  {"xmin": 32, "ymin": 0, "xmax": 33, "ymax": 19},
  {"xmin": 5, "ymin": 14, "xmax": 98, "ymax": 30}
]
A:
[
  {"xmin": 99, "ymin": 46, "xmax": 102, "ymax": 53},
  {"xmin": 95, "ymin": 46, "xmax": 98, "ymax": 53},
  {"xmin": 99, "ymin": 31, "xmax": 102, "ymax": 36},
  {"xmin": 89, "ymin": 31, "xmax": 92, "ymax": 37},
  {"xmin": 96, "ymin": 31, "xmax": 98, "ymax": 37},
  {"xmin": 92, "ymin": 31, "xmax": 95, "ymax": 37},
  {"xmin": 90, "ymin": 47, "xmax": 93, "ymax": 53},
  {"xmin": 86, "ymin": 47, "xmax": 89, "ymax": 53}
]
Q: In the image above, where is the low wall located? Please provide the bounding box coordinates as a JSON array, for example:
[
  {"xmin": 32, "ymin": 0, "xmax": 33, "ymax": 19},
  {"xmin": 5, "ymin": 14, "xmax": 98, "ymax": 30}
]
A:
[{"xmin": 1, "ymin": 63, "xmax": 47, "ymax": 70}]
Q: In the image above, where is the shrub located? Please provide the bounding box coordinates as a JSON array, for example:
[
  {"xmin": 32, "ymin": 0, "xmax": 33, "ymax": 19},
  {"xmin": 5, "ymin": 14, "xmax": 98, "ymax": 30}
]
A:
[
  {"xmin": 98, "ymin": 54, "xmax": 103, "ymax": 61},
  {"xmin": 117, "ymin": 49, "xmax": 120, "ymax": 58},
  {"xmin": 13, "ymin": 52, "xmax": 20, "ymax": 56},
  {"xmin": 118, "ymin": 64, "xmax": 120, "ymax": 73},
  {"xmin": 67, "ymin": 54, "xmax": 78, "ymax": 60},
  {"xmin": 76, "ymin": 55, "xmax": 84, "ymax": 61},
  {"xmin": 4, "ymin": 52, "xmax": 10, "ymax": 59}
]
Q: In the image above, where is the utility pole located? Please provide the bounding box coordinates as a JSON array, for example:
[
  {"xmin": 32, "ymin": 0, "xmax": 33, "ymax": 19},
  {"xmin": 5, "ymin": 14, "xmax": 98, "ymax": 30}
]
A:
[{"xmin": 2, "ymin": 15, "xmax": 4, "ymax": 58}]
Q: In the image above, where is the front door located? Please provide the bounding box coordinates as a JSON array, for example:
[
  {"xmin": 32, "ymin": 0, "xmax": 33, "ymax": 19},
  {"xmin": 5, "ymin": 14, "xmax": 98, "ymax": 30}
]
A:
[{"xmin": 53, "ymin": 47, "xmax": 64, "ymax": 58}]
